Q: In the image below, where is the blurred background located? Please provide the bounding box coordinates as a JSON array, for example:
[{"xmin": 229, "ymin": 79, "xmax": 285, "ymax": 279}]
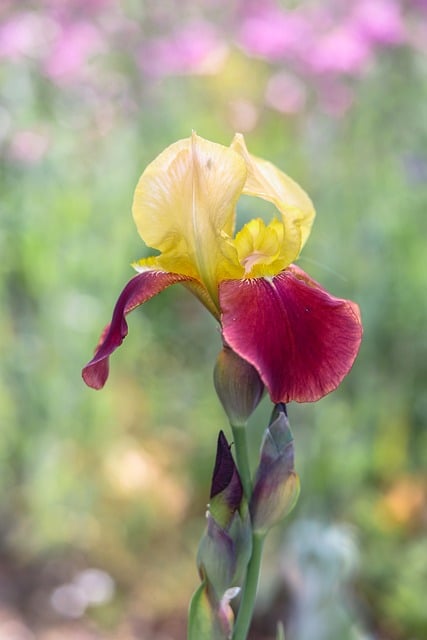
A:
[{"xmin": 1, "ymin": 0, "xmax": 427, "ymax": 638}]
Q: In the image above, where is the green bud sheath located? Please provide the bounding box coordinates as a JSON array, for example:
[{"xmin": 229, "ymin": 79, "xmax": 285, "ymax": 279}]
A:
[{"xmin": 188, "ymin": 581, "xmax": 231, "ymax": 640}]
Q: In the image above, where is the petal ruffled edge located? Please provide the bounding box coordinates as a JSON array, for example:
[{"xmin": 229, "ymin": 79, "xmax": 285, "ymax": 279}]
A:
[
  {"xmin": 82, "ymin": 270, "xmax": 194, "ymax": 389},
  {"xmin": 219, "ymin": 265, "xmax": 362, "ymax": 403},
  {"xmin": 230, "ymin": 133, "xmax": 315, "ymax": 263}
]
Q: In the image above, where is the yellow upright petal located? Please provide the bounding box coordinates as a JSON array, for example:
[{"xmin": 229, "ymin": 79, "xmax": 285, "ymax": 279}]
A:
[
  {"xmin": 230, "ymin": 133, "xmax": 315, "ymax": 263},
  {"xmin": 132, "ymin": 133, "xmax": 247, "ymax": 305}
]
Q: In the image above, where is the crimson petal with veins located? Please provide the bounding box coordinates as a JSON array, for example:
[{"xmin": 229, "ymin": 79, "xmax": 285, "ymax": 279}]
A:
[
  {"xmin": 82, "ymin": 271, "xmax": 192, "ymax": 390},
  {"xmin": 219, "ymin": 265, "xmax": 362, "ymax": 403}
]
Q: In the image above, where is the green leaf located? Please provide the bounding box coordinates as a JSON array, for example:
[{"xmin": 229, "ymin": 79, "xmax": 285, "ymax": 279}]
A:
[
  {"xmin": 188, "ymin": 582, "xmax": 231, "ymax": 640},
  {"xmin": 188, "ymin": 583, "xmax": 214, "ymax": 640},
  {"xmin": 276, "ymin": 621, "xmax": 286, "ymax": 640}
]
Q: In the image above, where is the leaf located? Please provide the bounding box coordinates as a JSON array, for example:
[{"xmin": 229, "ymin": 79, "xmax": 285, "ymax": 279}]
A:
[{"xmin": 276, "ymin": 621, "xmax": 286, "ymax": 640}]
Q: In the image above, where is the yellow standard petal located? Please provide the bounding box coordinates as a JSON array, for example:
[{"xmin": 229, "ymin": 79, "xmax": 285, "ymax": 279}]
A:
[
  {"xmin": 230, "ymin": 133, "xmax": 315, "ymax": 265},
  {"xmin": 132, "ymin": 132, "xmax": 247, "ymax": 307}
]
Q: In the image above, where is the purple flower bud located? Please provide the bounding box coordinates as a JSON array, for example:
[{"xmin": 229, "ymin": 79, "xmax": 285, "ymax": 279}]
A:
[
  {"xmin": 214, "ymin": 346, "xmax": 265, "ymax": 426},
  {"xmin": 197, "ymin": 432, "xmax": 252, "ymax": 601},
  {"xmin": 250, "ymin": 404, "xmax": 300, "ymax": 535},
  {"xmin": 209, "ymin": 431, "xmax": 244, "ymax": 527}
]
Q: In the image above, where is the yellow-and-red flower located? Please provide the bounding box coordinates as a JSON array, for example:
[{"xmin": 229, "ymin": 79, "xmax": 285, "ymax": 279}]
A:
[{"xmin": 82, "ymin": 133, "xmax": 362, "ymax": 402}]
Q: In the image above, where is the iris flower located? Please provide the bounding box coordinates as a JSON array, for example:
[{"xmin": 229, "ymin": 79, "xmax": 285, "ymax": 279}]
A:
[{"xmin": 82, "ymin": 133, "xmax": 362, "ymax": 402}]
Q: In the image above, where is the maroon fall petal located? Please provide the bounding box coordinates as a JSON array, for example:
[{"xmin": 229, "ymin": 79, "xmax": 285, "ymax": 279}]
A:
[
  {"xmin": 82, "ymin": 271, "xmax": 193, "ymax": 390},
  {"xmin": 219, "ymin": 265, "xmax": 363, "ymax": 403}
]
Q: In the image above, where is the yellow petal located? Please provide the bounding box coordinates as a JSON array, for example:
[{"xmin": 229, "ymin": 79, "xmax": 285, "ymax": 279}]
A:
[
  {"xmin": 230, "ymin": 133, "xmax": 315, "ymax": 263},
  {"xmin": 233, "ymin": 218, "xmax": 291, "ymax": 277},
  {"xmin": 132, "ymin": 132, "xmax": 247, "ymax": 305}
]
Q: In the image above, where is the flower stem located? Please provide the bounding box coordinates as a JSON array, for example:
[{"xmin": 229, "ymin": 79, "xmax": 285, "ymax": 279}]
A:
[
  {"xmin": 230, "ymin": 423, "xmax": 264, "ymax": 640},
  {"xmin": 232, "ymin": 532, "xmax": 265, "ymax": 640},
  {"xmin": 231, "ymin": 423, "xmax": 252, "ymax": 500}
]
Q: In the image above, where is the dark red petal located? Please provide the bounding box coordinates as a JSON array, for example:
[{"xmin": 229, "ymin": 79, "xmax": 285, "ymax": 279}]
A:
[
  {"xmin": 219, "ymin": 265, "xmax": 362, "ymax": 403},
  {"xmin": 82, "ymin": 271, "xmax": 192, "ymax": 389}
]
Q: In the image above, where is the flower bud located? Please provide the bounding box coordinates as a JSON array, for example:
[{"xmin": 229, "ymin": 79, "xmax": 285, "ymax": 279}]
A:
[
  {"xmin": 197, "ymin": 432, "xmax": 251, "ymax": 599},
  {"xmin": 214, "ymin": 345, "xmax": 265, "ymax": 425},
  {"xmin": 190, "ymin": 433, "xmax": 252, "ymax": 640},
  {"xmin": 209, "ymin": 430, "xmax": 244, "ymax": 528},
  {"xmin": 250, "ymin": 404, "xmax": 300, "ymax": 535}
]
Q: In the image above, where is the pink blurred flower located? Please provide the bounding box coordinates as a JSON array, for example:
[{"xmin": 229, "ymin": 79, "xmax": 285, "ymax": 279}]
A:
[
  {"xmin": 237, "ymin": 7, "xmax": 312, "ymax": 61},
  {"xmin": 43, "ymin": 21, "xmax": 103, "ymax": 83},
  {"xmin": 0, "ymin": 12, "xmax": 52, "ymax": 61},
  {"xmin": 139, "ymin": 21, "xmax": 228, "ymax": 77},
  {"xmin": 44, "ymin": 0, "xmax": 112, "ymax": 19},
  {"xmin": 265, "ymin": 72, "xmax": 307, "ymax": 114},
  {"xmin": 227, "ymin": 99, "xmax": 259, "ymax": 132},
  {"xmin": 411, "ymin": 0, "xmax": 427, "ymax": 11},
  {"xmin": 306, "ymin": 25, "xmax": 372, "ymax": 75},
  {"xmin": 8, "ymin": 129, "xmax": 50, "ymax": 165},
  {"xmin": 318, "ymin": 81, "xmax": 355, "ymax": 116},
  {"xmin": 351, "ymin": 0, "xmax": 405, "ymax": 45}
]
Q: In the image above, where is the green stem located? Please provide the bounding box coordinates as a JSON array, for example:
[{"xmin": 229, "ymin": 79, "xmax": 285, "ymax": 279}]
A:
[
  {"xmin": 232, "ymin": 532, "xmax": 265, "ymax": 640},
  {"xmin": 230, "ymin": 423, "xmax": 264, "ymax": 640},
  {"xmin": 231, "ymin": 423, "xmax": 252, "ymax": 500}
]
